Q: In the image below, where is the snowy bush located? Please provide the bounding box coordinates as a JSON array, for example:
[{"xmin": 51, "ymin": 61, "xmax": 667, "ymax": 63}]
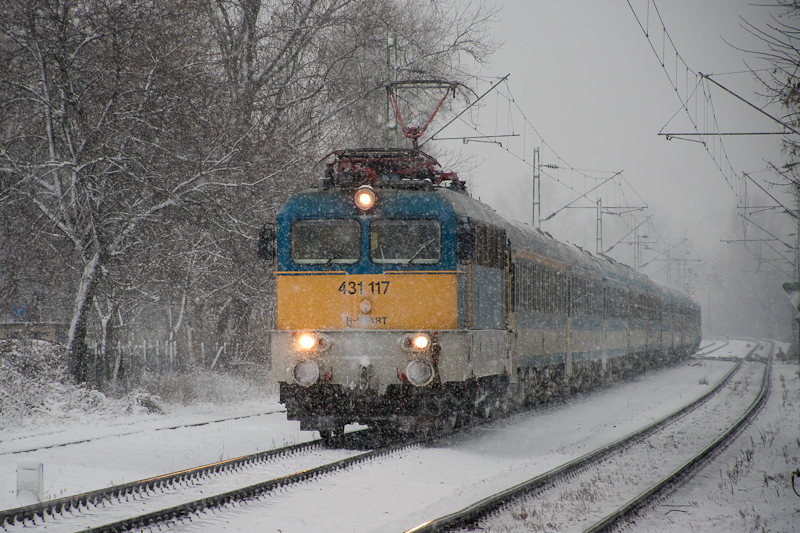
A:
[
  {"xmin": 0, "ymin": 339, "xmax": 275, "ymax": 433},
  {"xmin": 0, "ymin": 339, "xmax": 164, "ymax": 429},
  {"xmin": 1, "ymin": 339, "xmax": 70, "ymax": 419}
]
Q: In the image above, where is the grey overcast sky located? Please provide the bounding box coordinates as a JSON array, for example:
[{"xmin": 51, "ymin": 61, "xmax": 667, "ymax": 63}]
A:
[{"xmin": 436, "ymin": 0, "xmax": 790, "ymax": 279}]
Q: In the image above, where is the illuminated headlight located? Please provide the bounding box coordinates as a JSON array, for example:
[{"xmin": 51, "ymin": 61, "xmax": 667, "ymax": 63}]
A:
[
  {"xmin": 405, "ymin": 360, "xmax": 434, "ymax": 387},
  {"xmin": 296, "ymin": 332, "xmax": 331, "ymax": 352},
  {"xmin": 293, "ymin": 360, "xmax": 320, "ymax": 387},
  {"xmin": 298, "ymin": 334, "xmax": 316, "ymax": 350},
  {"xmin": 400, "ymin": 333, "xmax": 431, "ymax": 352},
  {"xmin": 354, "ymin": 185, "xmax": 376, "ymax": 211}
]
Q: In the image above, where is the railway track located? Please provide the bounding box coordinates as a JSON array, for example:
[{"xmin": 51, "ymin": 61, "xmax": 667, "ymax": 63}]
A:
[
  {"xmin": 0, "ymin": 434, "xmax": 359, "ymax": 532},
  {"xmin": 3, "ymin": 421, "xmax": 440, "ymax": 533},
  {"xmin": 693, "ymin": 339, "xmax": 729, "ymax": 357},
  {"xmin": 6, "ymin": 414, "xmax": 511, "ymax": 532},
  {"xmin": 582, "ymin": 343, "xmax": 773, "ymax": 533},
  {"xmin": 406, "ymin": 342, "xmax": 770, "ymax": 533},
  {"xmin": 2, "ymin": 347, "xmax": 749, "ymax": 532}
]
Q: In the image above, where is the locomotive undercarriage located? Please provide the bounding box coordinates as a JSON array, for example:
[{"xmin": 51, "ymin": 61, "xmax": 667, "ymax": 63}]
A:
[
  {"xmin": 280, "ymin": 377, "xmax": 503, "ymax": 440},
  {"xmin": 280, "ymin": 343, "xmax": 696, "ymax": 445}
]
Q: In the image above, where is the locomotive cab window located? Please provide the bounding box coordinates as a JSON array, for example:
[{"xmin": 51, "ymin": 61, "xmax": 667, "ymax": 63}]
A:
[
  {"xmin": 369, "ymin": 219, "xmax": 441, "ymax": 264},
  {"xmin": 291, "ymin": 219, "xmax": 361, "ymax": 264}
]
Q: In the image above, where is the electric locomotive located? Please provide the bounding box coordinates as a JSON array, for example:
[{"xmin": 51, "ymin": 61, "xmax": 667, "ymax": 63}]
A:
[{"xmin": 259, "ymin": 148, "xmax": 701, "ymax": 442}]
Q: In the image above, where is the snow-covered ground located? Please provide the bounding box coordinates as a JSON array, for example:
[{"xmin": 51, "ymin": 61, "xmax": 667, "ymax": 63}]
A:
[
  {"xmin": 1, "ymin": 339, "xmax": 797, "ymax": 532},
  {"xmin": 637, "ymin": 347, "xmax": 800, "ymax": 532}
]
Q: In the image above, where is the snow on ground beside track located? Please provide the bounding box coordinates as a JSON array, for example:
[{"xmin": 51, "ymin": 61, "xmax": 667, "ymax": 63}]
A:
[
  {"xmin": 2, "ymin": 338, "xmax": 790, "ymax": 533},
  {"xmin": 0, "ymin": 398, "xmax": 310, "ymax": 510},
  {"xmin": 0, "ymin": 338, "xmax": 304, "ymax": 510},
  {"xmin": 637, "ymin": 347, "xmax": 800, "ymax": 533}
]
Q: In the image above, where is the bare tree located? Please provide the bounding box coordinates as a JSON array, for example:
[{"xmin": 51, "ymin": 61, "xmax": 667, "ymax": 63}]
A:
[
  {"xmin": 745, "ymin": 2, "xmax": 800, "ymax": 182},
  {"xmin": 169, "ymin": 0, "xmax": 500, "ymax": 361},
  {"xmin": 0, "ymin": 0, "xmax": 498, "ymax": 383},
  {"xmin": 0, "ymin": 0, "xmax": 237, "ymax": 379}
]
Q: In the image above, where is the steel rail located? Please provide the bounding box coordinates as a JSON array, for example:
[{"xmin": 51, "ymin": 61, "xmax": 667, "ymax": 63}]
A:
[
  {"xmin": 1, "ymin": 438, "xmax": 323, "ymax": 527},
  {"xmin": 79, "ymin": 408, "xmax": 521, "ymax": 532},
  {"xmin": 583, "ymin": 342, "xmax": 773, "ymax": 533},
  {"xmin": 82, "ymin": 439, "xmax": 423, "ymax": 532},
  {"xmin": 405, "ymin": 344, "xmax": 758, "ymax": 533}
]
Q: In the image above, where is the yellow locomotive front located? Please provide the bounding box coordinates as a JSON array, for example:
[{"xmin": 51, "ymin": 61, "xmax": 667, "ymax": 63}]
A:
[{"xmin": 262, "ymin": 150, "xmax": 477, "ymax": 440}]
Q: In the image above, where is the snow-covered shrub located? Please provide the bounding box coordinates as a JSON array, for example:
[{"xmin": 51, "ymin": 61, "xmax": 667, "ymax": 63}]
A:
[
  {"xmin": 1, "ymin": 339, "xmax": 273, "ymax": 433},
  {"xmin": 0, "ymin": 339, "xmax": 164, "ymax": 429},
  {"xmin": 0, "ymin": 338, "xmax": 70, "ymax": 420}
]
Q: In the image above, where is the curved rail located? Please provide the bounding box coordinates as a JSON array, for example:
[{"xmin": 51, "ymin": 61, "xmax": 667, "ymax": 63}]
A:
[
  {"xmin": 583, "ymin": 342, "xmax": 773, "ymax": 533},
  {"xmin": 1, "ymin": 438, "xmax": 322, "ymax": 527},
  {"xmin": 405, "ymin": 343, "xmax": 760, "ymax": 533}
]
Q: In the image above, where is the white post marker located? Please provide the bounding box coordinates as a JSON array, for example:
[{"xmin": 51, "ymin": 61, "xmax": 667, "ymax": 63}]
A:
[{"xmin": 17, "ymin": 460, "xmax": 43, "ymax": 502}]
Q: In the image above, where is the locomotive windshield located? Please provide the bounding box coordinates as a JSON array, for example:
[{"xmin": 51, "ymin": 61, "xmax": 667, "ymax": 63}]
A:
[
  {"xmin": 370, "ymin": 219, "xmax": 441, "ymax": 264},
  {"xmin": 291, "ymin": 219, "xmax": 361, "ymax": 264}
]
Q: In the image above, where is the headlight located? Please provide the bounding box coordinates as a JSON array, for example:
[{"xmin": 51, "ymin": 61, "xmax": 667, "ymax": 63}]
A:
[
  {"xmin": 298, "ymin": 334, "xmax": 316, "ymax": 350},
  {"xmin": 413, "ymin": 335, "xmax": 429, "ymax": 349},
  {"xmin": 295, "ymin": 332, "xmax": 331, "ymax": 352},
  {"xmin": 400, "ymin": 333, "xmax": 431, "ymax": 352},
  {"xmin": 354, "ymin": 185, "xmax": 376, "ymax": 211},
  {"xmin": 405, "ymin": 360, "xmax": 434, "ymax": 387},
  {"xmin": 293, "ymin": 360, "xmax": 320, "ymax": 387}
]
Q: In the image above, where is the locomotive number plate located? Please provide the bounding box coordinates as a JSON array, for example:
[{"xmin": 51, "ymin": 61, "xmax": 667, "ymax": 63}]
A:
[
  {"xmin": 276, "ymin": 272, "xmax": 456, "ymax": 330},
  {"xmin": 338, "ymin": 280, "xmax": 389, "ymax": 295}
]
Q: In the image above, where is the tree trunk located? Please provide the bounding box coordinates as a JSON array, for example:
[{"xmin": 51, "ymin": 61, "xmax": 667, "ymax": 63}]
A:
[
  {"xmin": 94, "ymin": 296, "xmax": 117, "ymax": 386},
  {"xmin": 66, "ymin": 252, "xmax": 101, "ymax": 382}
]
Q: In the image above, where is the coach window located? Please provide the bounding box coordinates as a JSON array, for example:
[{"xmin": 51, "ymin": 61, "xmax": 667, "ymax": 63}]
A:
[
  {"xmin": 370, "ymin": 219, "xmax": 441, "ymax": 264},
  {"xmin": 291, "ymin": 219, "xmax": 361, "ymax": 264}
]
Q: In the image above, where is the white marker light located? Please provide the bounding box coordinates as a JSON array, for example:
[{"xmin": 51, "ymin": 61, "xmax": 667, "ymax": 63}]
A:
[{"xmin": 405, "ymin": 360, "xmax": 434, "ymax": 387}]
